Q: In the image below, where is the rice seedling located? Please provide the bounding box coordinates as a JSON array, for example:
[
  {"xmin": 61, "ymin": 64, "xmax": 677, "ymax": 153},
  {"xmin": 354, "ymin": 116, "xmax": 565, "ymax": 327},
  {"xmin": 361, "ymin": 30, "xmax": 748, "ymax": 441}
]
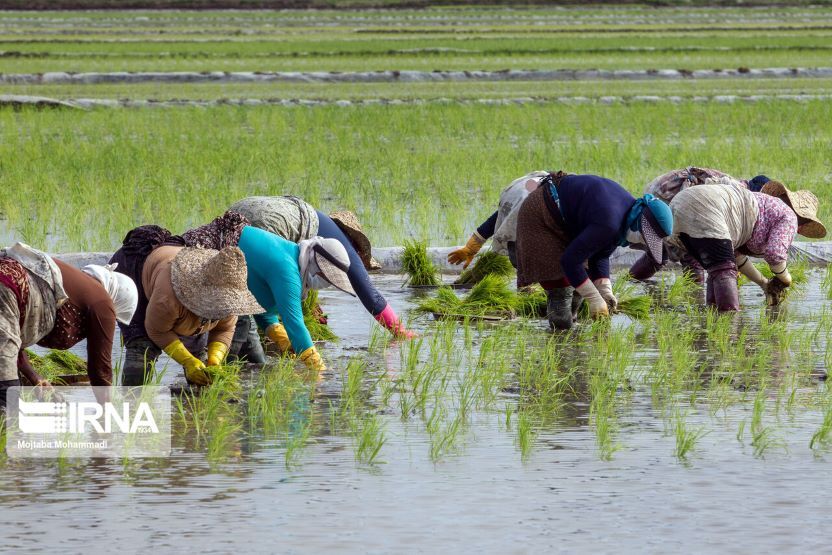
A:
[
  {"xmin": 823, "ymin": 264, "xmax": 832, "ymax": 300},
  {"xmin": 349, "ymin": 411, "xmax": 387, "ymax": 466},
  {"xmin": 401, "ymin": 240, "xmax": 441, "ymax": 287},
  {"xmin": 810, "ymin": 398, "xmax": 832, "ymax": 453},
  {"xmin": 516, "ymin": 410, "xmax": 536, "ymax": 462},
  {"xmin": 673, "ymin": 410, "xmax": 708, "ymax": 462},
  {"xmin": 654, "ymin": 270, "xmax": 700, "ymax": 307},
  {"xmin": 455, "ymin": 251, "xmax": 514, "ymax": 286},
  {"xmin": 302, "ymin": 289, "xmax": 338, "ymax": 342}
]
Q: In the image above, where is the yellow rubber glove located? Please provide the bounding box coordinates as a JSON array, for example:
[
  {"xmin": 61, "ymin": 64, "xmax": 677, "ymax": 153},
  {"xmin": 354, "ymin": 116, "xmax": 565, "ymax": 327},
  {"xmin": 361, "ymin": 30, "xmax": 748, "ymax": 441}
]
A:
[
  {"xmin": 298, "ymin": 346, "xmax": 326, "ymax": 373},
  {"xmin": 575, "ymin": 279, "xmax": 609, "ymax": 319},
  {"xmin": 206, "ymin": 341, "xmax": 229, "ymax": 367},
  {"xmin": 447, "ymin": 232, "xmax": 485, "ymax": 269},
  {"xmin": 164, "ymin": 339, "xmax": 211, "ymax": 386},
  {"xmin": 266, "ymin": 323, "xmax": 293, "ymax": 354},
  {"xmin": 737, "ymin": 255, "xmax": 768, "ymax": 288}
]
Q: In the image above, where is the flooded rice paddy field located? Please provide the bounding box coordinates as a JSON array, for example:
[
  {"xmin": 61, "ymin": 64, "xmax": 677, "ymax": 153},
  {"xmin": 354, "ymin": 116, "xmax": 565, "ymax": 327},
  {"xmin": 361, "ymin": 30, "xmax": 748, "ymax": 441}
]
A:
[{"xmin": 5, "ymin": 271, "xmax": 832, "ymax": 552}]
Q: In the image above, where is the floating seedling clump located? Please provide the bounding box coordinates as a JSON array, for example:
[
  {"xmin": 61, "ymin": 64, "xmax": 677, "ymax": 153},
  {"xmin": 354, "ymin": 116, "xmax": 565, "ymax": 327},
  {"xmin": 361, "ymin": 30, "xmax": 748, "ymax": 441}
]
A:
[
  {"xmin": 401, "ymin": 240, "xmax": 441, "ymax": 287},
  {"xmin": 455, "ymin": 251, "xmax": 514, "ymax": 286}
]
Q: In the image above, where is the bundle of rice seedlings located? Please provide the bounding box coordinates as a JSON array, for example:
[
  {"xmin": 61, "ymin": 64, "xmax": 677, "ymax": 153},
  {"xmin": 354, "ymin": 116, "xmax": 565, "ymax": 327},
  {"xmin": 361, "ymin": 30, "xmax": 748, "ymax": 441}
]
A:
[
  {"xmin": 462, "ymin": 275, "xmax": 517, "ymax": 316},
  {"xmin": 416, "ymin": 286, "xmax": 463, "ymax": 315},
  {"xmin": 455, "ymin": 251, "xmax": 514, "ymax": 286},
  {"xmin": 515, "ymin": 286, "xmax": 547, "ymax": 318},
  {"xmin": 44, "ymin": 350, "xmax": 87, "ymax": 375},
  {"xmin": 417, "ymin": 275, "xmax": 516, "ymax": 318},
  {"xmin": 302, "ymin": 289, "xmax": 338, "ymax": 342},
  {"xmin": 25, "ymin": 349, "xmax": 87, "ymax": 382},
  {"xmin": 617, "ymin": 295, "xmax": 652, "ymax": 319},
  {"xmin": 401, "ymin": 240, "xmax": 441, "ymax": 286}
]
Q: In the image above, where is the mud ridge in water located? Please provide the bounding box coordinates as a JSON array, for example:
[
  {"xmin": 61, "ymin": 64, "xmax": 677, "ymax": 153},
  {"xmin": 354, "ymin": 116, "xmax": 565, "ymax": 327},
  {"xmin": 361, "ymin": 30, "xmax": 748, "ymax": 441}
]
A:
[
  {"xmin": 2, "ymin": 67, "xmax": 831, "ymax": 85},
  {"xmin": 5, "ymin": 93, "xmax": 832, "ymax": 110}
]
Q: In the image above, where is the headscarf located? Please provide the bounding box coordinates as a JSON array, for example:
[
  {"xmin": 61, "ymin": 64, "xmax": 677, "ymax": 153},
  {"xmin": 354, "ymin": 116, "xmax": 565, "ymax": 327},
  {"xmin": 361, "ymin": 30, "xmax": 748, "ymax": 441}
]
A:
[
  {"xmin": 618, "ymin": 194, "xmax": 654, "ymax": 246},
  {"xmin": 180, "ymin": 210, "xmax": 250, "ymax": 250},
  {"xmin": 82, "ymin": 263, "xmax": 139, "ymax": 325},
  {"xmin": 298, "ymin": 237, "xmax": 351, "ymax": 298}
]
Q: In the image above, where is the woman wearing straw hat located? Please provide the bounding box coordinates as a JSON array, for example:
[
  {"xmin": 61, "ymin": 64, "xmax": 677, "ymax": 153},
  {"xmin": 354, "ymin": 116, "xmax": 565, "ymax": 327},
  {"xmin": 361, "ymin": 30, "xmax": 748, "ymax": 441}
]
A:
[
  {"xmin": 124, "ymin": 245, "xmax": 264, "ymax": 387},
  {"xmin": 113, "ymin": 210, "xmax": 358, "ymax": 377},
  {"xmin": 228, "ymin": 196, "xmax": 415, "ymax": 342},
  {"xmin": 515, "ymin": 173, "xmax": 674, "ymax": 330},
  {"xmin": 0, "ymin": 243, "xmax": 138, "ymax": 404},
  {"xmin": 666, "ymin": 181, "xmax": 824, "ymax": 311},
  {"xmin": 630, "ymin": 167, "xmax": 772, "ymax": 281}
]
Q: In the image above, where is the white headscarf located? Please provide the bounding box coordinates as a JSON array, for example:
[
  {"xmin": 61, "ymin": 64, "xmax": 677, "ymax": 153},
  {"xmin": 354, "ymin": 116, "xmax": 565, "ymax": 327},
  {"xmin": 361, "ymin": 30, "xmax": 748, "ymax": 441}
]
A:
[
  {"xmin": 82, "ymin": 263, "xmax": 139, "ymax": 325},
  {"xmin": 298, "ymin": 237, "xmax": 348, "ymax": 298}
]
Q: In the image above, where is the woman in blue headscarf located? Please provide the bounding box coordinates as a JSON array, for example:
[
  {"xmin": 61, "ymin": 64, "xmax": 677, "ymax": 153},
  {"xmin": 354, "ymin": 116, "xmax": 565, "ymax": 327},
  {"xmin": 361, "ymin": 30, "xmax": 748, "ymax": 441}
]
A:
[{"xmin": 515, "ymin": 173, "xmax": 673, "ymax": 330}]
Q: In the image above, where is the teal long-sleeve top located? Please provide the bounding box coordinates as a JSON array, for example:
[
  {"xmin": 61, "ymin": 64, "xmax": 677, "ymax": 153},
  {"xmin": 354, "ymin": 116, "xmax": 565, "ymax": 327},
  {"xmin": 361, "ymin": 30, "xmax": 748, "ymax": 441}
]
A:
[{"xmin": 237, "ymin": 226, "xmax": 313, "ymax": 353}]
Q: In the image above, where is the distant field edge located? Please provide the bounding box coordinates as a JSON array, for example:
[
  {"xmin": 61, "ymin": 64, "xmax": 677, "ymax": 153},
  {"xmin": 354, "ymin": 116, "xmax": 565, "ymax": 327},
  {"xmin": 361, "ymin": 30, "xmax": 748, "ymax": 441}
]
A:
[{"xmin": 4, "ymin": 1, "xmax": 832, "ymax": 11}]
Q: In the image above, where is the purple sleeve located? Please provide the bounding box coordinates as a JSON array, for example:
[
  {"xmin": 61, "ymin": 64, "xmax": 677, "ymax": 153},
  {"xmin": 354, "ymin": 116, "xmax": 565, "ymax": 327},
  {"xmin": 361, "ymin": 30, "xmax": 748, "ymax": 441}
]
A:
[
  {"xmin": 561, "ymin": 224, "xmax": 618, "ymax": 286},
  {"xmin": 476, "ymin": 211, "xmax": 499, "ymax": 240}
]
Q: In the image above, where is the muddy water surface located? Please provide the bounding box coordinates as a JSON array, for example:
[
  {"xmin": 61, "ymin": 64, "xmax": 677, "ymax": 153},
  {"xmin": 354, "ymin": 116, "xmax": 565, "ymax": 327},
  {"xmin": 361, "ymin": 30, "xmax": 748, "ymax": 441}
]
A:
[{"xmin": 3, "ymin": 273, "xmax": 832, "ymax": 553}]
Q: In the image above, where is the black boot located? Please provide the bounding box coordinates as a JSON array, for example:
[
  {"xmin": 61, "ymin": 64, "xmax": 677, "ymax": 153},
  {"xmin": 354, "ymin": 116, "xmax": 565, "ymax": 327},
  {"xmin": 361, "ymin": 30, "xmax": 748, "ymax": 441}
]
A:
[
  {"xmin": 546, "ymin": 287, "xmax": 575, "ymax": 330},
  {"xmin": 122, "ymin": 338, "xmax": 160, "ymax": 386}
]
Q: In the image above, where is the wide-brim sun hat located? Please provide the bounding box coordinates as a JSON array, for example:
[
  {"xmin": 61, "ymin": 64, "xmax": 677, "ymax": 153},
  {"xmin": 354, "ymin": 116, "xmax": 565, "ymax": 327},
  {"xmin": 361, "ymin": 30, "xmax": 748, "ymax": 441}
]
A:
[
  {"xmin": 329, "ymin": 210, "xmax": 381, "ymax": 271},
  {"xmin": 170, "ymin": 246, "xmax": 264, "ymax": 321},
  {"xmin": 640, "ymin": 197, "xmax": 673, "ymax": 264},
  {"xmin": 760, "ymin": 180, "xmax": 827, "ymax": 239},
  {"xmin": 313, "ymin": 240, "xmax": 357, "ymax": 297}
]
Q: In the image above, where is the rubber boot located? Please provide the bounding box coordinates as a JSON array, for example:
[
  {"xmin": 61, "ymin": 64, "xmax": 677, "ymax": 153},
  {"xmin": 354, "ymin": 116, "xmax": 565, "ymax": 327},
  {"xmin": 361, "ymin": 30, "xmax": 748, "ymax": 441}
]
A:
[
  {"xmin": 680, "ymin": 253, "xmax": 705, "ymax": 284},
  {"xmin": 708, "ymin": 262, "xmax": 740, "ymax": 312},
  {"xmin": 122, "ymin": 338, "xmax": 161, "ymax": 386},
  {"xmin": 571, "ymin": 290, "xmax": 584, "ymax": 323},
  {"xmin": 229, "ymin": 315, "xmax": 266, "ymax": 364},
  {"xmin": 705, "ymin": 274, "xmax": 716, "ymax": 306},
  {"xmin": 546, "ymin": 287, "xmax": 575, "ymax": 330},
  {"xmin": 629, "ymin": 252, "xmax": 661, "ymax": 281}
]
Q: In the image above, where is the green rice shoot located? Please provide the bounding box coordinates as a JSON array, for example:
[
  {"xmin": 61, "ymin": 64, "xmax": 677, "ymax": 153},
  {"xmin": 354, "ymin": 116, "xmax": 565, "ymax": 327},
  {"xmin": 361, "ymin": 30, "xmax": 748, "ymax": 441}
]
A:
[
  {"xmin": 303, "ymin": 289, "xmax": 338, "ymax": 342},
  {"xmin": 401, "ymin": 240, "xmax": 441, "ymax": 287},
  {"xmin": 455, "ymin": 251, "xmax": 515, "ymax": 286}
]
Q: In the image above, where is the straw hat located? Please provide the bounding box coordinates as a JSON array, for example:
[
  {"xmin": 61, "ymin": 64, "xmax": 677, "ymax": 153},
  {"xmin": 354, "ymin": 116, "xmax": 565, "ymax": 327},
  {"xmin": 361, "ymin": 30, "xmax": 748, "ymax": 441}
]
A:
[
  {"xmin": 760, "ymin": 181, "xmax": 827, "ymax": 238},
  {"xmin": 170, "ymin": 246, "xmax": 264, "ymax": 320},
  {"xmin": 329, "ymin": 210, "xmax": 381, "ymax": 271}
]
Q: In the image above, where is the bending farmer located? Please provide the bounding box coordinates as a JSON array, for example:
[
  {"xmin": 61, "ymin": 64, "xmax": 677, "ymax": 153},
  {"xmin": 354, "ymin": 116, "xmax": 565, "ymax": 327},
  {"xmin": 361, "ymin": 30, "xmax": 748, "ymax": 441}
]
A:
[
  {"xmin": 0, "ymin": 243, "xmax": 137, "ymax": 404},
  {"xmin": 515, "ymin": 173, "xmax": 673, "ymax": 330},
  {"xmin": 230, "ymin": 196, "xmax": 414, "ymax": 339}
]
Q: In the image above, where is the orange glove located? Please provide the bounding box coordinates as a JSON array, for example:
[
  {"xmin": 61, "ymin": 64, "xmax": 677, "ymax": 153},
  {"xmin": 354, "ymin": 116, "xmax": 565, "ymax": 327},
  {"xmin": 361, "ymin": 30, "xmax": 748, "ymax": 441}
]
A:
[{"xmin": 447, "ymin": 233, "xmax": 485, "ymax": 269}]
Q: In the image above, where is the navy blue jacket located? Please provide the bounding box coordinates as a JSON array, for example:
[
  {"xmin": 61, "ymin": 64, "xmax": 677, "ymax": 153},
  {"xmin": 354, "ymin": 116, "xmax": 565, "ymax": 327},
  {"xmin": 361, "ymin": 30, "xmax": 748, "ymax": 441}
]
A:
[{"xmin": 556, "ymin": 175, "xmax": 636, "ymax": 286}]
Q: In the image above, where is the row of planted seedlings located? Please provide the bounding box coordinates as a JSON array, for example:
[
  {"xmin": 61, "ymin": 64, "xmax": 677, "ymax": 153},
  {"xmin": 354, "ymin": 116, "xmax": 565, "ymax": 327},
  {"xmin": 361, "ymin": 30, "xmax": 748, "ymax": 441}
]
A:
[{"xmin": 121, "ymin": 258, "xmax": 832, "ymax": 470}]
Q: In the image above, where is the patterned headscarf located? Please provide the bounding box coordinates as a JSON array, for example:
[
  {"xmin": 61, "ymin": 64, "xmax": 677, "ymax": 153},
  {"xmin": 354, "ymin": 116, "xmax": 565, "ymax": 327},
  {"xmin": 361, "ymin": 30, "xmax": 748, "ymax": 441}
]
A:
[{"xmin": 180, "ymin": 211, "xmax": 250, "ymax": 250}]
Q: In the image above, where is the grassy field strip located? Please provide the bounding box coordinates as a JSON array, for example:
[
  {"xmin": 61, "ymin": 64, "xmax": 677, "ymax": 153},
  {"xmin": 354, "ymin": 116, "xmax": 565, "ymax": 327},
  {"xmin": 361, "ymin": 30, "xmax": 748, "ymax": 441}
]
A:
[{"xmin": 1, "ymin": 101, "xmax": 830, "ymax": 251}]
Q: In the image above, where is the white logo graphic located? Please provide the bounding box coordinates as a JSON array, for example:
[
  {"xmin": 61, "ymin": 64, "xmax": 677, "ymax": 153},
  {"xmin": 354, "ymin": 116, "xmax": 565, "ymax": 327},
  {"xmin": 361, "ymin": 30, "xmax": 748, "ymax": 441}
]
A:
[
  {"xmin": 17, "ymin": 400, "xmax": 68, "ymax": 434},
  {"xmin": 17, "ymin": 399, "xmax": 159, "ymax": 434}
]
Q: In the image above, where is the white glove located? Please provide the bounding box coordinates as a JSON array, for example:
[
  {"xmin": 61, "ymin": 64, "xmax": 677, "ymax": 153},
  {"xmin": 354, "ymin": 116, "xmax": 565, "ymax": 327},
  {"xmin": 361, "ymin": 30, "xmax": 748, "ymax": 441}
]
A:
[
  {"xmin": 593, "ymin": 278, "xmax": 618, "ymax": 311},
  {"xmin": 770, "ymin": 261, "xmax": 792, "ymax": 286},
  {"xmin": 575, "ymin": 279, "xmax": 609, "ymax": 319},
  {"xmin": 737, "ymin": 255, "xmax": 768, "ymax": 289}
]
